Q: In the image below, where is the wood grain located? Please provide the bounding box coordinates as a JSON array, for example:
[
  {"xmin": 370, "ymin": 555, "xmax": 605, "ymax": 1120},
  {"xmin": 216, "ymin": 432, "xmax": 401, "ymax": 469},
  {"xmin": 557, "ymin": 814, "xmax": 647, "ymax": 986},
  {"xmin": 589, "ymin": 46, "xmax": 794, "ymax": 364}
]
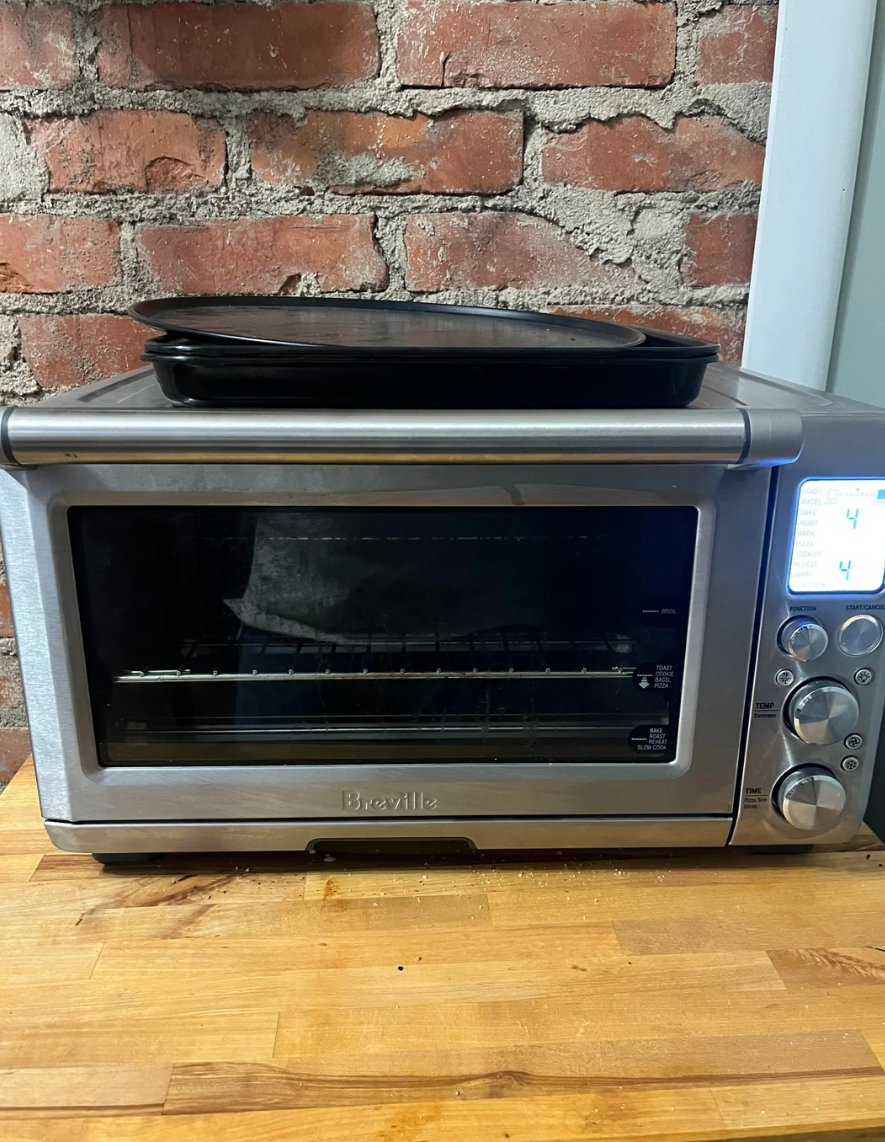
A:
[{"xmin": 2, "ymin": 759, "xmax": 885, "ymax": 1141}]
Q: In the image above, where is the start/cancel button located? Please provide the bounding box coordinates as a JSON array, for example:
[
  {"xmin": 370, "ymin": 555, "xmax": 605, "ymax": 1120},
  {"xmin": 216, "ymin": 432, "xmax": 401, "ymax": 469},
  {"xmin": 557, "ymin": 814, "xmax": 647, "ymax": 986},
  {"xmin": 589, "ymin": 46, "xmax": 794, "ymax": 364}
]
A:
[{"xmin": 838, "ymin": 614, "xmax": 883, "ymax": 656}]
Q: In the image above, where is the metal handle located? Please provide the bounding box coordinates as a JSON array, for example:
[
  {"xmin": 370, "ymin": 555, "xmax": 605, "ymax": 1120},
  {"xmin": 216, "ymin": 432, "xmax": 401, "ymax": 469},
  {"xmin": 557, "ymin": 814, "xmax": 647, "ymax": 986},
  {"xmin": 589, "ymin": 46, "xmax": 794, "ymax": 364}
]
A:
[{"xmin": 0, "ymin": 407, "xmax": 802, "ymax": 467}]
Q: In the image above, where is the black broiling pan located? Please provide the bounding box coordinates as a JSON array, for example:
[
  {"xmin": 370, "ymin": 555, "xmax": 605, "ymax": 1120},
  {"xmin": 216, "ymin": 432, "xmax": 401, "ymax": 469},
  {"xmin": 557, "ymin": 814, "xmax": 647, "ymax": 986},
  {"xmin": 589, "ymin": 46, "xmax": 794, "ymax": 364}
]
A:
[{"xmin": 130, "ymin": 297, "xmax": 719, "ymax": 409}]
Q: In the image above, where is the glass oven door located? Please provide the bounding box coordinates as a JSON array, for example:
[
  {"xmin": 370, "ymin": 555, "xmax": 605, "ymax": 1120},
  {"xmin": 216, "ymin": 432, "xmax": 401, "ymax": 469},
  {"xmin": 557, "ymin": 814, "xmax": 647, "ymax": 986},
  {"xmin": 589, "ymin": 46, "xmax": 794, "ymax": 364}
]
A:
[
  {"xmin": 70, "ymin": 505, "xmax": 697, "ymax": 768},
  {"xmin": 9, "ymin": 458, "xmax": 773, "ymax": 825}
]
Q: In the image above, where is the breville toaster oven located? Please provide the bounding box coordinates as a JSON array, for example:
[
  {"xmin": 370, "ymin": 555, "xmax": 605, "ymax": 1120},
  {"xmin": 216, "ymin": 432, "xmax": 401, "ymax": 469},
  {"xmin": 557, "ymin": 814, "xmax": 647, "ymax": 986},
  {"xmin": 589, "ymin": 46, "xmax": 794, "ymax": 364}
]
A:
[{"xmin": 1, "ymin": 362, "xmax": 884, "ymax": 858}]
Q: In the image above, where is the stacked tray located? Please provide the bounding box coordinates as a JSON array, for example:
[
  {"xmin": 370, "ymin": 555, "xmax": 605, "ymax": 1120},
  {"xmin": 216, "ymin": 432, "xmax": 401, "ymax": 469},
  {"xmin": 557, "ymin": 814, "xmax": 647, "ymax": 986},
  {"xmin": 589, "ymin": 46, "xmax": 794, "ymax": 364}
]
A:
[{"xmin": 131, "ymin": 297, "xmax": 720, "ymax": 409}]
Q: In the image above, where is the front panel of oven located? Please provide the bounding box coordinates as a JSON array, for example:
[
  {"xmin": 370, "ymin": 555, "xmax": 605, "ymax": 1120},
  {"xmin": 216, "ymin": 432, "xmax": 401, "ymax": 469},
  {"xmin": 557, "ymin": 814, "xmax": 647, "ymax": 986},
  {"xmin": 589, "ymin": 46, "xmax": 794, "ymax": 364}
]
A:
[
  {"xmin": 0, "ymin": 462, "xmax": 771, "ymax": 829},
  {"xmin": 732, "ymin": 414, "xmax": 885, "ymax": 845}
]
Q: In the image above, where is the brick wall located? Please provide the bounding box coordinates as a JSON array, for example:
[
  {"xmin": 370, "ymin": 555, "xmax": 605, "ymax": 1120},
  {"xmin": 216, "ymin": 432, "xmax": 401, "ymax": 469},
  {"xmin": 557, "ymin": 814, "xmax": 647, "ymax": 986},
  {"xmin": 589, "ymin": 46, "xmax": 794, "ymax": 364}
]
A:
[{"xmin": 0, "ymin": 0, "xmax": 778, "ymax": 788}]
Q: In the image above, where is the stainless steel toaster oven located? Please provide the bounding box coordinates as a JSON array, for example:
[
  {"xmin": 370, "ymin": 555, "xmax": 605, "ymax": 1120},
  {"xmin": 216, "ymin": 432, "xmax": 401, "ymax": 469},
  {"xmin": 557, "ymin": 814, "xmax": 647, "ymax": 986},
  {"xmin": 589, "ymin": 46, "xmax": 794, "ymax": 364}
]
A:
[{"xmin": 2, "ymin": 362, "xmax": 884, "ymax": 857}]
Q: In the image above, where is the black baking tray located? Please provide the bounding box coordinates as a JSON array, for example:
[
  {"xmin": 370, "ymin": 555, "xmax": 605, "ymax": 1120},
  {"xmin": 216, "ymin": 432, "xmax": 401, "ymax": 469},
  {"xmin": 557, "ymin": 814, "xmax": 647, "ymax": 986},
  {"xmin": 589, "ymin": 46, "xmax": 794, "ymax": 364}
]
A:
[
  {"xmin": 131, "ymin": 297, "xmax": 719, "ymax": 409},
  {"xmin": 143, "ymin": 329, "xmax": 717, "ymax": 409}
]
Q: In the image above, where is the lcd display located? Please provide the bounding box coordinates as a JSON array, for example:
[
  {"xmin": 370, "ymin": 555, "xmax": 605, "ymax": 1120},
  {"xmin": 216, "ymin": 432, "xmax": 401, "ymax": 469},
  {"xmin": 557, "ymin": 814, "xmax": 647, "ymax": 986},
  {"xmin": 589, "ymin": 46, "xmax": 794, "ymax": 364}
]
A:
[{"xmin": 789, "ymin": 479, "xmax": 885, "ymax": 594}]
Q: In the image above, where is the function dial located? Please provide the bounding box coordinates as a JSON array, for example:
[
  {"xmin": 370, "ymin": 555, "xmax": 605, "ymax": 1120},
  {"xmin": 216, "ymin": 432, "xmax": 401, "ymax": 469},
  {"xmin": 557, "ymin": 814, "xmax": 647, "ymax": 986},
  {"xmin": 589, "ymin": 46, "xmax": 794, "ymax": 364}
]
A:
[
  {"xmin": 779, "ymin": 617, "xmax": 829, "ymax": 662},
  {"xmin": 786, "ymin": 679, "xmax": 859, "ymax": 745},
  {"xmin": 775, "ymin": 767, "xmax": 847, "ymax": 832}
]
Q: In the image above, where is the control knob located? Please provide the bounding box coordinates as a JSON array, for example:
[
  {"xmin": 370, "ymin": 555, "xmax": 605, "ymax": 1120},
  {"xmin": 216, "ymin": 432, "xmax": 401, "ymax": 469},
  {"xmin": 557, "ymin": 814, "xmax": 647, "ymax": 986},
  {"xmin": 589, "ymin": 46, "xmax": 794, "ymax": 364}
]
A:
[
  {"xmin": 776, "ymin": 766, "xmax": 847, "ymax": 832},
  {"xmin": 786, "ymin": 679, "xmax": 859, "ymax": 745},
  {"xmin": 779, "ymin": 617, "xmax": 829, "ymax": 662}
]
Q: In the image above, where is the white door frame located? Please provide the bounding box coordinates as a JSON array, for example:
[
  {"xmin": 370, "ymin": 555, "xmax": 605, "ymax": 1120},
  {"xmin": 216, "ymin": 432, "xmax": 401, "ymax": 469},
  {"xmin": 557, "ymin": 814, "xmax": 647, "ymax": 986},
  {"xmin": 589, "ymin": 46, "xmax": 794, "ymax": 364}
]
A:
[{"xmin": 742, "ymin": 0, "xmax": 878, "ymax": 389}]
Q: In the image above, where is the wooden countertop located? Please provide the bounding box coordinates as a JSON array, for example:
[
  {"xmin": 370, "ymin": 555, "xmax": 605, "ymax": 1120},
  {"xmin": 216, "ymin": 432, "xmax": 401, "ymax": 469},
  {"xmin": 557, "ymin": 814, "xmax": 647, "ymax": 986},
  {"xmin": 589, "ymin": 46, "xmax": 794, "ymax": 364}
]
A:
[{"xmin": 3, "ymin": 762, "xmax": 885, "ymax": 1141}]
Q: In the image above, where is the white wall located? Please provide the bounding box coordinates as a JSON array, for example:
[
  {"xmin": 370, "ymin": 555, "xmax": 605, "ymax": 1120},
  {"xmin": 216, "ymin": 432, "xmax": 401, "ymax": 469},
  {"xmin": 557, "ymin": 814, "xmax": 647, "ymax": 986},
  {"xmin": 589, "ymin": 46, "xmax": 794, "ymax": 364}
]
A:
[
  {"xmin": 828, "ymin": 2, "xmax": 885, "ymax": 407},
  {"xmin": 742, "ymin": 0, "xmax": 877, "ymax": 389}
]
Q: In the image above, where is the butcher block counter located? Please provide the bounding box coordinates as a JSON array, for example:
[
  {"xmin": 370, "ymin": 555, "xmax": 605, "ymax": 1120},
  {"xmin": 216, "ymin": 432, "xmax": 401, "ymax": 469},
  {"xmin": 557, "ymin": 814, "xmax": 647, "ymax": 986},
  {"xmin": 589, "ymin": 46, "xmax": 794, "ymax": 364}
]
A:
[{"xmin": 3, "ymin": 761, "xmax": 885, "ymax": 1142}]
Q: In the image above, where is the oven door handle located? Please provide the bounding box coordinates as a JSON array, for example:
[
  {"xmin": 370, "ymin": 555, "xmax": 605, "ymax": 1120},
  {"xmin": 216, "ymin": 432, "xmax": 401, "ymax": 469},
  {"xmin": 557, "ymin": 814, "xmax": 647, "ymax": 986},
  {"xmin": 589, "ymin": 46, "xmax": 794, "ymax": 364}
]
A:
[{"xmin": 0, "ymin": 407, "xmax": 802, "ymax": 468}]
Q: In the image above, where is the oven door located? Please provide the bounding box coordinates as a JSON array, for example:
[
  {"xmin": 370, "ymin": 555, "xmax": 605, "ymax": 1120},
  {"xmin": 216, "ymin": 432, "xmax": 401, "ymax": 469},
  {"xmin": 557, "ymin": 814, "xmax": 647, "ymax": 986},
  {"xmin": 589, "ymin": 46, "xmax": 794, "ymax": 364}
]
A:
[{"xmin": 3, "ymin": 461, "xmax": 773, "ymax": 830}]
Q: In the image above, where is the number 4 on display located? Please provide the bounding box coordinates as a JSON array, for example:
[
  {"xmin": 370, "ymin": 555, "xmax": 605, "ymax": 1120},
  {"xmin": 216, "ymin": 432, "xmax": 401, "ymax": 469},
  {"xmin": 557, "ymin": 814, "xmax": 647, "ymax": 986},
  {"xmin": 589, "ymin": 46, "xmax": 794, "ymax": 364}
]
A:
[{"xmin": 841, "ymin": 508, "xmax": 858, "ymax": 582}]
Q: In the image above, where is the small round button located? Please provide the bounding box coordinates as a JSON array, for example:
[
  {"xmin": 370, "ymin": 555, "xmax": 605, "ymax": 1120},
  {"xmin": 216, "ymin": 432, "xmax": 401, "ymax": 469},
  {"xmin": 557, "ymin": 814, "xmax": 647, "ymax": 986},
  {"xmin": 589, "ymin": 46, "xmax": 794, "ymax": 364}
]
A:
[
  {"xmin": 779, "ymin": 618, "xmax": 828, "ymax": 662},
  {"xmin": 776, "ymin": 669, "xmax": 795, "ymax": 687},
  {"xmin": 838, "ymin": 615, "xmax": 883, "ymax": 657},
  {"xmin": 841, "ymin": 756, "xmax": 861, "ymax": 773},
  {"xmin": 845, "ymin": 733, "xmax": 864, "ymax": 750},
  {"xmin": 855, "ymin": 668, "xmax": 874, "ymax": 686}
]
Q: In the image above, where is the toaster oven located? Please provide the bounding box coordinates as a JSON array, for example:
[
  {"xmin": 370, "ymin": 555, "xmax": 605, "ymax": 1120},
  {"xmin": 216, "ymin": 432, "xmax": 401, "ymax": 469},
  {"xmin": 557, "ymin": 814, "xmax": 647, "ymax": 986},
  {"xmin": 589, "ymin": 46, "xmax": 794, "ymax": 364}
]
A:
[{"xmin": 1, "ymin": 363, "xmax": 884, "ymax": 857}]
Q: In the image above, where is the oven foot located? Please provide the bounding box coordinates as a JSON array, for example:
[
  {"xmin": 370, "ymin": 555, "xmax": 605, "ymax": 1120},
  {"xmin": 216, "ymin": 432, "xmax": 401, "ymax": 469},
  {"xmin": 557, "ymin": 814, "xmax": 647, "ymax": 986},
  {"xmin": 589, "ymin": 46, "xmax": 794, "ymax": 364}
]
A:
[
  {"xmin": 751, "ymin": 845, "xmax": 814, "ymax": 855},
  {"xmin": 91, "ymin": 853, "xmax": 161, "ymax": 865}
]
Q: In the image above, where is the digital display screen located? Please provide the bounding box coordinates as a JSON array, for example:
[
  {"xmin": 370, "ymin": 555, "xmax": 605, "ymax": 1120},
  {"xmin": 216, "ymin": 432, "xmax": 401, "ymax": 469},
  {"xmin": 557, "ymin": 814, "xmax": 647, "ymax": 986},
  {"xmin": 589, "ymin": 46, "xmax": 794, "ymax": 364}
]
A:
[{"xmin": 789, "ymin": 479, "xmax": 885, "ymax": 594}]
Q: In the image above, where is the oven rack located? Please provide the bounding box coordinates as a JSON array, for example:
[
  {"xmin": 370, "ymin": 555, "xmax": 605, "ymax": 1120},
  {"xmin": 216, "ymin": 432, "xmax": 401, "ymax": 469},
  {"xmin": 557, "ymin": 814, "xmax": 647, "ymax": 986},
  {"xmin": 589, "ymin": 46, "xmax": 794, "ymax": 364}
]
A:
[
  {"xmin": 126, "ymin": 715, "xmax": 660, "ymax": 736},
  {"xmin": 115, "ymin": 630, "xmax": 638, "ymax": 684}
]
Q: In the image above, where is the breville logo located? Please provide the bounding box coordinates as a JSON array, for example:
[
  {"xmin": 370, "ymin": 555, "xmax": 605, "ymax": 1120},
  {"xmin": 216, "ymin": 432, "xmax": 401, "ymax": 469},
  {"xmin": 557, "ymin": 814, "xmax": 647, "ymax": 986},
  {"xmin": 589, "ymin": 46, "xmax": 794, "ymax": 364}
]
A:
[{"xmin": 342, "ymin": 790, "xmax": 438, "ymax": 812}]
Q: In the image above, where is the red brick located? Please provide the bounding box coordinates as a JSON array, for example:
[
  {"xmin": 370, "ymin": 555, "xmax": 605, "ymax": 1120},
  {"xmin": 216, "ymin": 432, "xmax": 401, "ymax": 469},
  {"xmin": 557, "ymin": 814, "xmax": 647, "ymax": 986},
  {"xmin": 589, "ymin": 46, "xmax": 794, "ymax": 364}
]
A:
[
  {"xmin": 697, "ymin": 6, "xmax": 777, "ymax": 85},
  {"xmin": 556, "ymin": 306, "xmax": 747, "ymax": 364},
  {"xmin": 97, "ymin": 3, "xmax": 379, "ymax": 91},
  {"xmin": 138, "ymin": 216, "xmax": 387, "ymax": 294},
  {"xmin": 404, "ymin": 213, "xmax": 637, "ymax": 291},
  {"xmin": 398, "ymin": 0, "xmax": 676, "ymax": 88},
  {"xmin": 684, "ymin": 214, "xmax": 758, "ymax": 288},
  {"xmin": 0, "ymin": 726, "xmax": 30, "ymax": 785},
  {"xmin": 0, "ymin": 4, "xmax": 77, "ymax": 90},
  {"xmin": 543, "ymin": 115, "xmax": 764, "ymax": 192},
  {"xmin": 29, "ymin": 111, "xmax": 225, "ymax": 193},
  {"xmin": 0, "ymin": 215, "xmax": 120, "ymax": 293},
  {"xmin": 0, "ymin": 582, "xmax": 13, "ymax": 638},
  {"xmin": 250, "ymin": 110, "xmax": 522, "ymax": 195},
  {"xmin": 20, "ymin": 315, "xmax": 147, "ymax": 389}
]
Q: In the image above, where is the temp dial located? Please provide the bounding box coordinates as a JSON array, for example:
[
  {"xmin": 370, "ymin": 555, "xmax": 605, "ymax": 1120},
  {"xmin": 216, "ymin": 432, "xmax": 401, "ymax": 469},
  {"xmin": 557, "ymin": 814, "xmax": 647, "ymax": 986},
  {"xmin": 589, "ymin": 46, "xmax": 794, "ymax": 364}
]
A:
[
  {"xmin": 776, "ymin": 767, "xmax": 847, "ymax": 832},
  {"xmin": 787, "ymin": 679, "xmax": 859, "ymax": 745},
  {"xmin": 779, "ymin": 617, "xmax": 829, "ymax": 662}
]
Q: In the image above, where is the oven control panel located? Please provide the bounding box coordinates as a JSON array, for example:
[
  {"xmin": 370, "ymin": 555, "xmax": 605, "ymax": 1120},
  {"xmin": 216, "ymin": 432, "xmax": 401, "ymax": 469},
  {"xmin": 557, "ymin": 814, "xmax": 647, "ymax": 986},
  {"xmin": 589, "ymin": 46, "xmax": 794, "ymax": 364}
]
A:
[
  {"xmin": 733, "ymin": 605, "xmax": 885, "ymax": 844},
  {"xmin": 732, "ymin": 477, "xmax": 885, "ymax": 846}
]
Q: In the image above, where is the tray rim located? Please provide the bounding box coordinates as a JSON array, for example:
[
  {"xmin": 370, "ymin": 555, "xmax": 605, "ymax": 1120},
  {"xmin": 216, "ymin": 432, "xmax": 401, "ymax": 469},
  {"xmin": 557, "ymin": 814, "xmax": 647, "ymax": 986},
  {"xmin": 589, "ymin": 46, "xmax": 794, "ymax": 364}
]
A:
[
  {"xmin": 140, "ymin": 327, "xmax": 721, "ymax": 361},
  {"xmin": 129, "ymin": 295, "xmax": 654, "ymax": 352}
]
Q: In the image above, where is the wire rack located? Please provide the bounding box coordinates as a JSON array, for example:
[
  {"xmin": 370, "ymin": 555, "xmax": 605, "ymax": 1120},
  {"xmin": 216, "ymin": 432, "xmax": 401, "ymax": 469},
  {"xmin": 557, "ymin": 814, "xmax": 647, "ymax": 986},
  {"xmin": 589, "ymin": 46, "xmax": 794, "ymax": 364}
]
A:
[{"xmin": 115, "ymin": 629, "xmax": 637, "ymax": 684}]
